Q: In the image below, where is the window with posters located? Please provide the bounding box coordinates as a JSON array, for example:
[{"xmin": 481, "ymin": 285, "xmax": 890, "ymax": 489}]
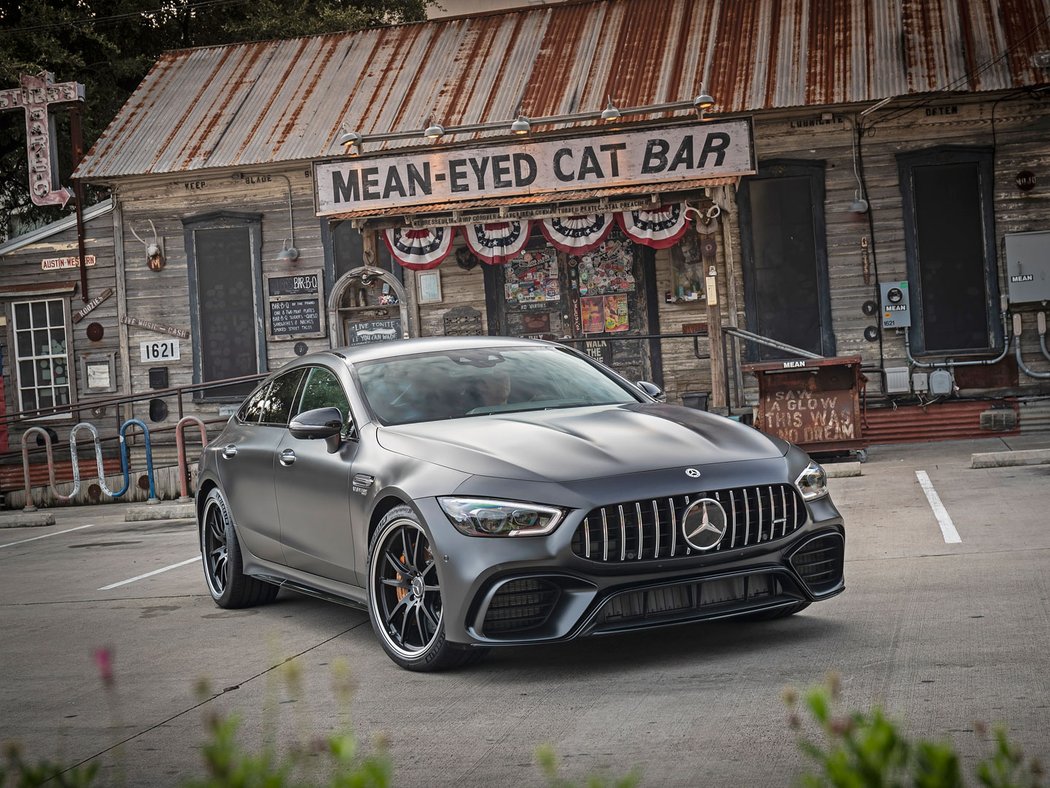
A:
[{"xmin": 482, "ymin": 228, "xmax": 659, "ymax": 387}]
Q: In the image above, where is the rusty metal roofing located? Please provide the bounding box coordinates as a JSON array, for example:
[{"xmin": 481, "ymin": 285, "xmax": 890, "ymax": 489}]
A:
[{"xmin": 75, "ymin": 0, "xmax": 1050, "ymax": 180}]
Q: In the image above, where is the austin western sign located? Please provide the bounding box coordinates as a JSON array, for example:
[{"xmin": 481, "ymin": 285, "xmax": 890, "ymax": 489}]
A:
[{"xmin": 314, "ymin": 120, "xmax": 754, "ymax": 215}]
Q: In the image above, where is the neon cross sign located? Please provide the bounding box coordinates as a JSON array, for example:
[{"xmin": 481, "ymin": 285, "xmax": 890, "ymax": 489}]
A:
[{"xmin": 0, "ymin": 71, "xmax": 85, "ymax": 207}]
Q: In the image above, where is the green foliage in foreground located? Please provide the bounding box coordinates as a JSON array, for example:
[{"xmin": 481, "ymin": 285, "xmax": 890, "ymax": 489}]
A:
[
  {"xmin": 786, "ymin": 675, "xmax": 1044, "ymax": 788},
  {"xmin": 4, "ymin": 667, "xmax": 1046, "ymax": 787}
]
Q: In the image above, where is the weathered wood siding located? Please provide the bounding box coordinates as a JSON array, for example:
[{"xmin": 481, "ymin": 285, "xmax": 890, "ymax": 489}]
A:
[{"xmin": 1, "ymin": 205, "xmax": 120, "ymax": 455}]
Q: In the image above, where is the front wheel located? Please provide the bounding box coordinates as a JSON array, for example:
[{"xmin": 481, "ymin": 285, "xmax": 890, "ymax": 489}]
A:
[{"xmin": 367, "ymin": 505, "xmax": 486, "ymax": 671}]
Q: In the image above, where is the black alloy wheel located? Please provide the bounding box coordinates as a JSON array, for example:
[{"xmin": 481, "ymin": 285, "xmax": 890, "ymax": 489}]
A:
[
  {"xmin": 367, "ymin": 505, "xmax": 486, "ymax": 671},
  {"xmin": 199, "ymin": 487, "xmax": 278, "ymax": 608}
]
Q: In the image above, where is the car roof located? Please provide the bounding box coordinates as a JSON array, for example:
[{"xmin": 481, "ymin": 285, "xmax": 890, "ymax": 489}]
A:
[{"xmin": 298, "ymin": 336, "xmax": 559, "ymax": 368}]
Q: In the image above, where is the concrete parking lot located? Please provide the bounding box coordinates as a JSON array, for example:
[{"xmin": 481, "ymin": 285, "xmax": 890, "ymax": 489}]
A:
[{"xmin": 1, "ymin": 434, "xmax": 1048, "ymax": 786}]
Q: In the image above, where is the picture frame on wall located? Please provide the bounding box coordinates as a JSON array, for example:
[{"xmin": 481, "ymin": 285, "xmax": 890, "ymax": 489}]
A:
[{"xmin": 417, "ymin": 270, "xmax": 443, "ymax": 304}]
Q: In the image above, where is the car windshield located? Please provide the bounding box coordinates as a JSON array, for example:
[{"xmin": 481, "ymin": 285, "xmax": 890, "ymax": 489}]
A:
[{"xmin": 355, "ymin": 346, "xmax": 641, "ymax": 426}]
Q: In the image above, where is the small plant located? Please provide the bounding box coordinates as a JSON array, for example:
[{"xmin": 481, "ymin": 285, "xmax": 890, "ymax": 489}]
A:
[
  {"xmin": 535, "ymin": 743, "xmax": 640, "ymax": 788},
  {"xmin": 1, "ymin": 742, "xmax": 98, "ymax": 788},
  {"xmin": 786, "ymin": 675, "xmax": 1044, "ymax": 788}
]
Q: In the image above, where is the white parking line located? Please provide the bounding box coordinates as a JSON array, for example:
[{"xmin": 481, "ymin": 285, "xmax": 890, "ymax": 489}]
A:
[
  {"xmin": 0, "ymin": 524, "xmax": 96, "ymax": 550},
  {"xmin": 915, "ymin": 470, "xmax": 962, "ymax": 544},
  {"xmin": 98, "ymin": 556, "xmax": 200, "ymax": 591}
]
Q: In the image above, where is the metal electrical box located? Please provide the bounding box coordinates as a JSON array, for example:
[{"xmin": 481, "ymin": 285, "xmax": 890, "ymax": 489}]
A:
[
  {"xmin": 880, "ymin": 282, "xmax": 912, "ymax": 328},
  {"xmin": 1005, "ymin": 231, "xmax": 1050, "ymax": 304}
]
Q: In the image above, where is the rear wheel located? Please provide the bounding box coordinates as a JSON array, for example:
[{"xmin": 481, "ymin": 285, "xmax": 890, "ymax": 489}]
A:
[
  {"xmin": 367, "ymin": 505, "xmax": 486, "ymax": 671},
  {"xmin": 200, "ymin": 488, "xmax": 278, "ymax": 608}
]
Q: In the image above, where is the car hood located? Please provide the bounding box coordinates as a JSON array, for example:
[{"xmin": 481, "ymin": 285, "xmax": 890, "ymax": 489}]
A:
[{"xmin": 375, "ymin": 403, "xmax": 785, "ymax": 482}]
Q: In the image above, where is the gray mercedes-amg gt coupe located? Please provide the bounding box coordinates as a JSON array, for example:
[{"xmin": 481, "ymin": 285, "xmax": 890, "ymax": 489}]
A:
[{"xmin": 196, "ymin": 336, "xmax": 844, "ymax": 671}]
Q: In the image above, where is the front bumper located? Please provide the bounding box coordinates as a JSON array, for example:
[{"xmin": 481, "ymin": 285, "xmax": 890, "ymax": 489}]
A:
[{"xmin": 416, "ymin": 493, "xmax": 845, "ymax": 647}]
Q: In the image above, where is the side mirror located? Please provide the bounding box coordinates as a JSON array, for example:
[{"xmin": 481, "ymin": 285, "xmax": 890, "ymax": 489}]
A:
[
  {"xmin": 636, "ymin": 381, "xmax": 665, "ymax": 401},
  {"xmin": 289, "ymin": 406, "xmax": 345, "ymax": 453}
]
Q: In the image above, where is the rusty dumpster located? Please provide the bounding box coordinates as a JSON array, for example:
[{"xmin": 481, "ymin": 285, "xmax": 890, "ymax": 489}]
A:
[{"xmin": 742, "ymin": 355, "xmax": 867, "ymax": 457}]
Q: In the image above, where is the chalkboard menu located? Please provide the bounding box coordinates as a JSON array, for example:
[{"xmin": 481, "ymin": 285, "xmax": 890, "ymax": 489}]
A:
[
  {"xmin": 347, "ymin": 318, "xmax": 402, "ymax": 346},
  {"xmin": 266, "ymin": 271, "xmax": 325, "ymax": 339}
]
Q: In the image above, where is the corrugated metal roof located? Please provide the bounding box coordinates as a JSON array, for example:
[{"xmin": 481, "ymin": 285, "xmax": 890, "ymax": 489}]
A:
[
  {"xmin": 75, "ymin": 0, "xmax": 1050, "ymax": 180},
  {"xmin": 0, "ymin": 199, "xmax": 113, "ymax": 256}
]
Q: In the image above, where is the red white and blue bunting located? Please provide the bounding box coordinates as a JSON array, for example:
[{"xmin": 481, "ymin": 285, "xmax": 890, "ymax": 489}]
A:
[
  {"xmin": 462, "ymin": 219, "xmax": 532, "ymax": 265},
  {"xmin": 383, "ymin": 226, "xmax": 455, "ymax": 270},
  {"xmin": 616, "ymin": 203, "xmax": 689, "ymax": 249},
  {"xmin": 382, "ymin": 204, "xmax": 694, "ymax": 271},
  {"xmin": 540, "ymin": 213, "xmax": 614, "ymax": 255}
]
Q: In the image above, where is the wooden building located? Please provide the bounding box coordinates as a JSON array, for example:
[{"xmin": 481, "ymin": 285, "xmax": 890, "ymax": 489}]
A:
[{"xmin": 3, "ymin": 0, "xmax": 1050, "ymax": 504}]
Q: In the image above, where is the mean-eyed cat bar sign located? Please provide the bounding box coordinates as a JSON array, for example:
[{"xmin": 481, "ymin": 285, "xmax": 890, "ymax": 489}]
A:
[{"xmin": 314, "ymin": 119, "xmax": 754, "ymax": 216}]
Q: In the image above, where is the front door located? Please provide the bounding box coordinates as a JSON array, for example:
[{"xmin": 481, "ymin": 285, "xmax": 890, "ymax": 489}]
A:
[
  {"xmin": 275, "ymin": 365, "xmax": 358, "ymax": 585},
  {"xmin": 483, "ymin": 228, "xmax": 658, "ymax": 384}
]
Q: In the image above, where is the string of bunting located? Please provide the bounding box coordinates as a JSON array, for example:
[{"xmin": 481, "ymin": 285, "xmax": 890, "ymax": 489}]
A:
[{"xmin": 383, "ymin": 204, "xmax": 693, "ymax": 268}]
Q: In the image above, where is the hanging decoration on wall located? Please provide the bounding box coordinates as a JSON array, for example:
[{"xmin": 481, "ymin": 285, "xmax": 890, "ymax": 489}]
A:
[
  {"xmin": 383, "ymin": 226, "xmax": 455, "ymax": 270},
  {"xmin": 540, "ymin": 213, "xmax": 614, "ymax": 254},
  {"xmin": 462, "ymin": 219, "xmax": 532, "ymax": 264},
  {"xmin": 455, "ymin": 246, "xmax": 480, "ymax": 271},
  {"xmin": 616, "ymin": 203, "xmax": 689, "ymax": 249}
]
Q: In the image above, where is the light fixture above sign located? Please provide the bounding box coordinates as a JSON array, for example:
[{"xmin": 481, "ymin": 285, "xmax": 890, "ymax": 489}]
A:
[{"xmin": 334, "ymin": 90, "xmax": 719, "ymax": 154}]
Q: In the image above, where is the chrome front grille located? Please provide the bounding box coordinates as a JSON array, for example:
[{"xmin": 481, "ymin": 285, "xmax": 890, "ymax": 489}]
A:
[{"xmin": 571, "ymin": 484, "xmax": 805, "ymax": 563}]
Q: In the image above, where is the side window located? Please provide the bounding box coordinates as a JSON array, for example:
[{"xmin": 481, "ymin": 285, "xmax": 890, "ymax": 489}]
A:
[
  {"xmin": 297, "ymin": 367, "xmax": 351, "ymax": 424},
  {"xmin": 259, "ymin": 369, "xmax": 306, "ymax": 426},
  {"xmin": 237, "ymin": 382, "xmax": 271, "ymax": 424},
  {"xmin": 12, "ymin": 298, "xmax": 72, "ymax": 415}
]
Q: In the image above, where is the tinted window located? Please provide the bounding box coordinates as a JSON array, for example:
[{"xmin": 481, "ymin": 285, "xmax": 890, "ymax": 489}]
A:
[
  {"xmin": 297, "ymin": 367, "xmax": 351, "ymax": 423},
  {"xmin": 258, "ymin": 369, "xmax": 306, "ymax": 426},
  {"xmin": 237, "ymin": 383, "xmax": 270, "ymax": 423},
  {"xmin": 356, "ymin": 346, "xmax": 639, "ymax": 425}
]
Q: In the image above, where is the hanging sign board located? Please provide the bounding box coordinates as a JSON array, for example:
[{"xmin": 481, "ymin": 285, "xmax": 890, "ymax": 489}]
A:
[
  {"xmin": 314, "ymin": 119, "xmax": 755, "ymax": 216},
  {"xmin": 42, "ymin": 255, "xmax": 95, "ymax": 270},
  {"xmin": 266, "ymin": 270, "xmax": 325, "ymax": 339}
]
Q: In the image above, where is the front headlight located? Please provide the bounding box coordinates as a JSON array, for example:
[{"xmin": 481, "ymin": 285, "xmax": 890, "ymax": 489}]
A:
[
  {"xmin": 438, "ymin": 497, "xmax": 565, "ymax": 537},
  {"xmin": 795, "ymin": 460, "xmax": 829, "ymax": 501}
]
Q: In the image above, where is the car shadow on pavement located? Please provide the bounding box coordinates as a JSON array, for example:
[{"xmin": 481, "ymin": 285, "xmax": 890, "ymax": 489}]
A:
[{"xmin": 471, "ymin": 613, "xmax": 847, "ymax": 677}]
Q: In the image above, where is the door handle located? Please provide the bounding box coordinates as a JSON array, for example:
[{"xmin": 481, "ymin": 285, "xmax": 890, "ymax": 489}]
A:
[
  {"xmin": 279, "ymin": 448, "xmax": 296, "ymax": 466},
  {"xmin": 221, "ymin": 444, "xmax": 238, "ymax": 459}
]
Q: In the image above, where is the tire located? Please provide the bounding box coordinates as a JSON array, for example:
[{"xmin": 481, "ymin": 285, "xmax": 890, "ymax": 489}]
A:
[
  {"xmin": 367, "ymin": 505, "xmax": 487, "ymax": 671},
  {"xmin": 741, "ymin": 601, "xmax": 810, "ymax": 621},
  {"xmin": 200, "ymin": 487, "xmax": 279, "ymax": 609}
]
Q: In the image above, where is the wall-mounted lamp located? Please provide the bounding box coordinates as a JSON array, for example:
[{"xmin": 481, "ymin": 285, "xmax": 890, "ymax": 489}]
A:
[
  {"xmin": 693, "ymin": 84, "xmax": 715, "ymax": 113},
  {"xmin": 129, "ymin": 219, "xmax": 165, "ymax": 271},
  {"xmin": 275, "ymin": 174, "xmax": 299, "ymax": 263},
  {"xmin": 424, "ymin": 121, "xmax": 445, "ymax": 140},
  {"xmin": 511, "ymin": 115, "xmax": 531, "ymax": 134},
  {"xmin": 601, "ymin": 97, "xmax": 621, "ymax": 122},
  {"xmin": 339, "ymin": 130, "xmax": 362, "ymax": 154}
]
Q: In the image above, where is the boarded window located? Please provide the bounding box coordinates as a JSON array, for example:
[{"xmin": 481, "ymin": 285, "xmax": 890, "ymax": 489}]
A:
[
  {"xmin": 898, "ymin": 149, "xmax": 1000, "ymax": 355},
  {"xmin": 739, "ymin": 162, "xmax": 834, "ymax": 360},
  {"xmin": 185, "ymin": 214, "xmax": 265, "ymax": 399}
]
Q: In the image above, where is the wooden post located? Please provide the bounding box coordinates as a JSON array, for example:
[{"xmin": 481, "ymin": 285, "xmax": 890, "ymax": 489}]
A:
[
  {"xmin": 706, "ymin": 265, "xmax": 727, "ymax": 410},
  {"xmin": 361, "ymin": 226, "xmax": 378, "ymax": 267}
]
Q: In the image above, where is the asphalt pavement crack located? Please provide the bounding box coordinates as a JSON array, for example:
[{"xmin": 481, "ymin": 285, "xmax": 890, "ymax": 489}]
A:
[{"xmin": 57, "ymin": 619, "xmax": 370, "ymax": 779}]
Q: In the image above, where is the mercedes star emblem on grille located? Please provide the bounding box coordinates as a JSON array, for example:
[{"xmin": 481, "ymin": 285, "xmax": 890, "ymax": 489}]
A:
[
  {"xmin": 685, "ymin": 468, "xmax": 701, "ymax": 478},
  {"xmin": 681, "ymin": 497, "xmax": 728, "ymax": 551}
]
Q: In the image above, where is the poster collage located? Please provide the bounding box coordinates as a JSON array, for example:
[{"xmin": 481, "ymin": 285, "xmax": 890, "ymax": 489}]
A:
[{"xmin": 503, "ymin": 238, "xmax": 636, "ymax": 334}]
